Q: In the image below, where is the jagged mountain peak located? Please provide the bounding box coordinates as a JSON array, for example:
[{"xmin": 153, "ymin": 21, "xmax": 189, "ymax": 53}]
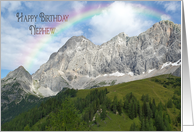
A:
[
  {"xmin": 117, "ymin": 32, "xmax": 128, "ymax": 37},
  {"xmin": 4, "ymin": 66, "xmax": 31, "ymax": 80},
  {"xmin": 16, "ymin": 66, "xmax": 28, "ymax": 73},
  {"xmin": 100, "ymin": 32, "xmax": 129, "ymax": 47},
  {"xmin": 58, "ymin": 35, "xmax": 96, "ymax": 53},
  {"xmin": 2, "ymin": 66, "xmax": 32, "ymax": 93}
]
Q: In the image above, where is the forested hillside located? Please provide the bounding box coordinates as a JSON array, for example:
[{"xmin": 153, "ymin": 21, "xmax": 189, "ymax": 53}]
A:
[{"xmin": 1, "ymin": 74, "xmax": 181, "ymax": 131}]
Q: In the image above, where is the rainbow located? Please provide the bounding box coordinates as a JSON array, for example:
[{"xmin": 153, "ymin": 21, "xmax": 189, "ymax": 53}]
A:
[{"xmin": 22, "ymin": 2, "xmax": 172, "ymax": 72}]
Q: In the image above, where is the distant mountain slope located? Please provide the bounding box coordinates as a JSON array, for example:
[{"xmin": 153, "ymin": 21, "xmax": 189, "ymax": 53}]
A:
[
  {"xmin": 2, "ymin": 66, "xmax": 33, "ymax": 109},
  {"xmin": 1, "ymin": 66, "xmax": 45, "ymax": 124}
]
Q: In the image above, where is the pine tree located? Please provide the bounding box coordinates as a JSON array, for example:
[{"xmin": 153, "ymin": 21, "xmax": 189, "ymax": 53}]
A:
[
  {"xmin": 173, "ymin": 107, "xmax": 176, "ymax": 114},
  {"xmin": 164, "ymin": 117, "xmax": 171, "ymax": 131},
  {"xmin": 155, "ymin": 110, "xmax": 164, "ymax": 131},
  {"xmin": 145, "ymin": 117, "xmax": 149, "ymax": 131},
  {"xmin": 149, "ymin": 99, "xmax": 152, "ymax": 109},
  {"xmin": 131, "ymin": 103, "xmax": 135, "ymax": 119},
  {"xmin": 24, "ymin": 124, "xmax": 31, "ymax": 131},
  {"xmin": 117, "ymin": 99, "xmax": 122, "ymax": 115},
  {"xmin": 153, "ymin": 98, "xmax": 156, "ymax": 106},
  {"xmin": 164, "ymin": 102, "xmax": 167, "ymax": 111},
  {"xmin": 148, "ymin": 118, "xmax": 155, "ymax": 131},
  {"xmin": 89, "ymin": 106, "xmax": 94, "ymax": 121},
  {"xmin": 45, "ymin": 99, "xmax": 86, "ymax": 131},
  {"xmin": 142, "ymin": 101, "xmax": 147, "ymax": 117},
  {"xmin": 130, "ymin": 122, "xmax": 140, "ymax": 131},
  {"xmin": 167, "ymin": 99, "xmax": 173, "ymax": 108},
  {"xmin": 141, "ymin": 118, "xmax": 145, "ymax": 131},
  {"xmin": 112, "ymin": 96, "xmax": 118, "ymax": 114},
  {"xmin": 139, "ymin": 105, "xmax": 143, "ymax": 121},
  {"xmin": 100, "ymin": 104, "xmax": 106, "ymax": 120},
  {"xmin": 128, "ymin": 103, "xmax": 133, "ymax": 119},
  {"xmin": 145, "ymin": 94, "xmax": 149, "ymax": 102},
  {"xmin": 158, "ymin": 101, "xmax": 163, "ymax": 111},
  {"xmin": 147, "ymin": 106, "xmax": 153, "ymax": 119},
  {"xmin": 130, "ymin": 122, "xmax": 136, "ymax": 131},
  {"xmin": 141, "ymin": 94, "xmax": 145, "ymax": 101},
  {"xmin": 96, "ymin": 98, "xmax": 100, "ymax": 110},
  {"xmin": 134, "ymin": 101, "xmax": 138, "ymax": 117},
  {"xmin": 105, "ymin": 97, "xmax": 111, "ymax": 110},
  {"xmin": 137, "ymin": 101, "xmax": 140, "ymax": 115},
  {"xmin": 105, "ymin": 88, "xmax": 108, "ymax": 94}
]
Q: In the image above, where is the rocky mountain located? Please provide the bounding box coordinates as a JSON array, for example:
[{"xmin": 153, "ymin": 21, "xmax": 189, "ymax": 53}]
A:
[
  {"xmin": 1, "ymin": 66, "xmax": 33, "ymax": 108},
  {"xmin": 1, "ymin": 20, "xmax": 181, "ymax": 98},
  {"xmin": 31, "ymin": 20, "xmax": 181, "ymax": 96},
  {"xmin": 1, "ymin": 66, "xmax": 46, "ymax": 124}
]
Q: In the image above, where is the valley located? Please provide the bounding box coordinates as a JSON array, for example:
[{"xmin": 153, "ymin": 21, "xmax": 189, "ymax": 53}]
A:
[{"xmin": 1, "ymin": 74, "xmax": 181, "ymax": 131}]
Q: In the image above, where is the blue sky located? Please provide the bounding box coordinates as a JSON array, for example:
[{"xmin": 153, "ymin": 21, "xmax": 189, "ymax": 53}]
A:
[{"xmin": 1, "ymin": 1, "xmax": 181, "ymax": 78}]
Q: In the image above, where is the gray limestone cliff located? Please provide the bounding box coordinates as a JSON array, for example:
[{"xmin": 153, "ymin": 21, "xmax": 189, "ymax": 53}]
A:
[{"xmin": 31, "ymin": 20, "xmax": 181, "ymax": 94}]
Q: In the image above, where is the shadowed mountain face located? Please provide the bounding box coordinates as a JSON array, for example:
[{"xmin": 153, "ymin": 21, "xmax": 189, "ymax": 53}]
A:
[
  {"xmin": 1, "ymin": 20, "xmax": 181, "ymax": 97},
  {"xmin": 1, "ymin": 66, "xmax": 33, "ymax": 109},
  {"xmin": 1, "ymin": 66, "xmax": 45, "ymax": 124}
]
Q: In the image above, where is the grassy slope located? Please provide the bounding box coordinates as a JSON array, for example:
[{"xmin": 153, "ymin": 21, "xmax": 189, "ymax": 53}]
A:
[
  {"xmin": 77, "ymin": 75, "xmax": 175, "ymax": 104},
  {"xmin": 30, "ymin": 74, "xmax": 181, "ymax": 131},
  {"xmin": 77, "ymin": 74, "xmax": 180, "ymax": 131}
]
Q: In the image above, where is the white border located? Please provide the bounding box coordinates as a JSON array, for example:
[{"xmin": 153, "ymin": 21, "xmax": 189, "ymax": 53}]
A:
[{"xmin": 181, "ymin": 1, "xmax": 183, "ymax": 130}]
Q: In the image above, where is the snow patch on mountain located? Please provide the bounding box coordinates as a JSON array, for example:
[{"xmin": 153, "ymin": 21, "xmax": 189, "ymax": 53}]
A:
[
  {"xmin": 148, "ymin": 69, "xmax": 155, "ymax": 73},
  {"xmin": 128, "ymin": 72, "xmax": 134, "ymax": 76},
  {"xmin": 110, "ymin": 71, "xmax": 125, "ymax": 76},
  {"xmin": 172, "ymin": 59, "xmax": 181, "ymax": 66},
  {"xmin": 161, "ymin": 59, "xmax": 181, "ymax": 69},
  {"xmin": 103, "ymin": 71, "xmax": 125, "ymax": 77}
]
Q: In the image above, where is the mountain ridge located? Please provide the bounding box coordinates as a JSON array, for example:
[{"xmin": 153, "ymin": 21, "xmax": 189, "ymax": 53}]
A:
[{"xmin": 2, "ymin": 20, "xmax": 181, "ymax": 98}]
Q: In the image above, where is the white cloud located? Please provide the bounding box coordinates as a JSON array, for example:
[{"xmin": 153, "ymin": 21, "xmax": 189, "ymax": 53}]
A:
[
  {"xmin": 161, "ymin": 14, "xmax": 171, "ymax": 21},
  {"xmin": 156, "ymin": 1, "xmax": 180, "ymax": 13},
  {"xmin": 23, "ymin": 1, "xmax": 33, "ymax": 9},
  {"xmin": 21, "ymin": 1, "xmax": 72, "ymax": 16},
  {"xmin": 155, "ymin": 1, "xmax": 164, "ymax": 4},
  {"xmin": 1, "ymin": 1, "xmax": 22, "ymax": 12},
  {"xmin": 164, "ymin": 1, "xmax": 180, "ymax": 12},
  {"xmin": 89, "ymin": 1, "xmax": 153, "ymax": 45},
  {"xmin": 71, "ymin": 1, "xmax": 87, "ymax": 13}
]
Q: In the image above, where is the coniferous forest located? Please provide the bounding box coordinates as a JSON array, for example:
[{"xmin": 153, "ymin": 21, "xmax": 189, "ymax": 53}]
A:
[{"xmin": 1, "ymin": 74, "xmax": 181, "ymax": 131}]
